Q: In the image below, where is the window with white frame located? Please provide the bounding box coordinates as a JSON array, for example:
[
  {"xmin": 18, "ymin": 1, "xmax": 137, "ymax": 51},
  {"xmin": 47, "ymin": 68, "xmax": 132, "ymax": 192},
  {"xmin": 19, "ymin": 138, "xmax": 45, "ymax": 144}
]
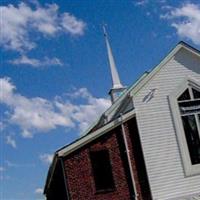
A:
[
  {"xmin": 178, "ymin": 87, "xmax": 200, "ymax": 165},
  {"xmin": 169, "ymin": 78, "xmax": 200, "ymax": 176}
]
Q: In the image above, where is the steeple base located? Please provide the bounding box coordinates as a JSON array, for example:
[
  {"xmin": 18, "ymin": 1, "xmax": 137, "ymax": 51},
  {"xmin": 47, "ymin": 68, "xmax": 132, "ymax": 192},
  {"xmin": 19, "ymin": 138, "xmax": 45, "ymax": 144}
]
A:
[{"xmin": 109, "ymin": 87, "xmax": 126, "ymax": 104}]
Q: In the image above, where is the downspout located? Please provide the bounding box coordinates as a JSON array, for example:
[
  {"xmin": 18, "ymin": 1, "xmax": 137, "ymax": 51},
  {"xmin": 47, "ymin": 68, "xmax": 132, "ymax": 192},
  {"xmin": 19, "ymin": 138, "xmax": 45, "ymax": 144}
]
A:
[
  {"xmin": 120, "ymin": 113, "xmax": 138, "ymax": 200},
  {"xmin": 59, "ymin": 157, "xmax": 71, "ymax": 200}
]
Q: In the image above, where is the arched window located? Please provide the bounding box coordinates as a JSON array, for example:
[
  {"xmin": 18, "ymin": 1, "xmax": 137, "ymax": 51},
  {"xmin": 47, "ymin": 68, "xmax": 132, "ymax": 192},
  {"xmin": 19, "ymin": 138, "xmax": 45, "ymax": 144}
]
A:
[{"xmin": 169, "ymin": 78, "xmax": 200, "ymax": 176}]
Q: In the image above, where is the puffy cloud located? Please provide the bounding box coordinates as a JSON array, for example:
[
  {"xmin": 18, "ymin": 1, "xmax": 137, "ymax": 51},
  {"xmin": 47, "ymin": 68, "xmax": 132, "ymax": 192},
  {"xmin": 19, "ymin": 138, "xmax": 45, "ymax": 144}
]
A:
[
  {"xmin": 0, "ymin": 2, "xmax": 86, "ymax": 52},
  {"xmin": 35, "ymin": 188, "xmax": 43, "ymax": 194},
  {"xmin": 61, "ymin": 13, "xmax": 85, "ymax": 35},
  {"xmin": 0, "ymin": 77, "xmax": 110, "ymax": 137},
  {"xmin": 10, "ymin": 55, "xmax": 63, "ymax": 67},
  {"xmin": 162, "ymin": 3, "xmax": 200, "ymax": 45},
  {"xmin": 39, "ymin": 154, "xmax": 54, "ymax": 165},
  {"xmin": 69, "ymin": 88, "xmax": 111, "ymax": 132},
  {"xmin": 6, "ymin": 135, "xmax": 17, "ymax": 149}
]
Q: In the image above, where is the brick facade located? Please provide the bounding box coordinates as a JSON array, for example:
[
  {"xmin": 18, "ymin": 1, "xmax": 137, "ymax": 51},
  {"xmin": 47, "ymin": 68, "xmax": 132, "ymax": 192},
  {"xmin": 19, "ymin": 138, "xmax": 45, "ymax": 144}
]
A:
[{"xmin": 63, "ymin": 117, "xmax": 151, "ymax": 200}]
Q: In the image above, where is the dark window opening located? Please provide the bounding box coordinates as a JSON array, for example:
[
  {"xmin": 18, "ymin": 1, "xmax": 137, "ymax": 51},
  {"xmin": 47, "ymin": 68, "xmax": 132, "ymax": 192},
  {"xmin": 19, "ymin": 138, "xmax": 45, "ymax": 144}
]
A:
[
  {"xmin": 182, "ymin": 115, "xmax": 200, "ymax": 164},
  {"xmin": 178, "ymin": 89, "xmax": 190, "ymax": 101},
  {"xmin": 179, "ymin": 100, "xmax": 200, "ymax": 115},
  {"xmin": 90, "ymin": 150, "xmax": 115, "ymax": 192},
  {"xmin": 178, "ymin": 87, "xmax": 200, "ymax": 165},
  {"xmin": 193, "ymin": 88, "xmax": 200, "ymax": 99}
]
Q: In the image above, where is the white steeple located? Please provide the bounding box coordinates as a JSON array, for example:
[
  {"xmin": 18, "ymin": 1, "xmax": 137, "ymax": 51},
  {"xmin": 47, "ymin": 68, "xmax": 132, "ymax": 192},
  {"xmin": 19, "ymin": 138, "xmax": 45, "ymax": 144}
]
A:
[{"xmin": 103, "ymin": 25, "xmax": 126, "ymax": 103}]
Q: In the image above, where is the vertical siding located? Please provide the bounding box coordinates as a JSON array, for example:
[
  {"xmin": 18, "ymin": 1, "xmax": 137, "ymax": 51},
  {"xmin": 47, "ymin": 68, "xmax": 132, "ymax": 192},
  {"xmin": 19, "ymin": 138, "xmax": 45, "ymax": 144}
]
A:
[{"xmin": 134, "ymin": 49, "xmax": 200, "ymax": 200}]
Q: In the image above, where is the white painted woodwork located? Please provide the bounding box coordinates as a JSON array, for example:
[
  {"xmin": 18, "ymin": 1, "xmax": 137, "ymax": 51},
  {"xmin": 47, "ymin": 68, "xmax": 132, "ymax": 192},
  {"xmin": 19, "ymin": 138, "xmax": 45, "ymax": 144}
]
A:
[{"xmin": 134, "ymin": 48, "xmax": 200, "ymax": 200}]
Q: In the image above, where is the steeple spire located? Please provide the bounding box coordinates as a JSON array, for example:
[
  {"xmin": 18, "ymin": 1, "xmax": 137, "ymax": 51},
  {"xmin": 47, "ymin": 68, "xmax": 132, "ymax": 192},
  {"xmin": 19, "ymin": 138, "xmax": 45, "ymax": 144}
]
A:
[{"xmin": 103, "ymin": 25, "xmax": 126, "ymax": 103}]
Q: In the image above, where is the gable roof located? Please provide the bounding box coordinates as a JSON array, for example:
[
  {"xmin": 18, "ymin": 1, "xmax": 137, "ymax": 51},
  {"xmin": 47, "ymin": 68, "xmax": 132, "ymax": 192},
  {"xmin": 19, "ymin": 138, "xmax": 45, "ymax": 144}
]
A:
[{"xmin": 44, "ymin": 41, "xmax": 200, "ymax": 194}]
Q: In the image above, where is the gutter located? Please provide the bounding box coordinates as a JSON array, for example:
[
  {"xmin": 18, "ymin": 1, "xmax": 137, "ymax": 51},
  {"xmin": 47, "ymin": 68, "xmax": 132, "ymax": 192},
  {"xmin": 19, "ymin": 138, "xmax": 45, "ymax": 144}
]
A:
[
  {"xmin": 120, "ymin": 113, "xmax": 138, "ymax": 200},
  {"xmin": 58, "ymin": 109, "xmax": 136, "ymax": 157}
]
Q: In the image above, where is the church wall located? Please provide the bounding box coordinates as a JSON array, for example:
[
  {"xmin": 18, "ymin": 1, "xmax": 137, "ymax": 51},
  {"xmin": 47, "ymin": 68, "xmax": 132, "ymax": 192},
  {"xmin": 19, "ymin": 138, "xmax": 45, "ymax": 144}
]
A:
[
  {"xmin": 134, "ymin": 48, "xmax": 200, "ymax": 199},
  {"xmin": 62, "ymin": 119, "xmax": 150, "ymax": 200},
  {"xmin": 63, "ymin": 127, "xmax": 131, "ymax": 200}
]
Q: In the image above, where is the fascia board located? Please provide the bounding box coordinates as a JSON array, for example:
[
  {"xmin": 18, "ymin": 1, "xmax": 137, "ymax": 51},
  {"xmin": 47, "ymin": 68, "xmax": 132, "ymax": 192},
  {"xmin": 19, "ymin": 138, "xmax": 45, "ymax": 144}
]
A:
[
  {"xmin": 45, "ymin": 110, "xmax": 136, "ymax": 195},
  {"xmin": 58, "ymin": 109, "xmax": 136, "ymax": 157},
  {"xmin": 130, "ymin": 44, "xmax": 183, "ymax": 97},
  {"xmin": 130, "ymin": 43, "xmax": 200, "ymax": 98}
]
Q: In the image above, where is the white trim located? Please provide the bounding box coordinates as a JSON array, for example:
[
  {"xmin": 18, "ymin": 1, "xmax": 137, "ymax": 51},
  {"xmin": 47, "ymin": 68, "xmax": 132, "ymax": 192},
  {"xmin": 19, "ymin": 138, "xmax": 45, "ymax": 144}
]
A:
[
  {"xmin": 120, "ymin": 114, "xmax": 138, "ymax": 199},
  {"xmin": 169, "ymin": 77, "xmax": 200, "ymax": 176}
]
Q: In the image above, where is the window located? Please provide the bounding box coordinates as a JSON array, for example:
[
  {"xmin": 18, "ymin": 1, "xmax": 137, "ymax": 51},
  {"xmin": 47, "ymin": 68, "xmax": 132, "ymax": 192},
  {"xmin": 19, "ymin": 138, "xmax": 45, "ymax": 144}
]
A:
[
  {"xmin": 169, "ymin": 78, "xmax": 200, "ymax": 176},
  {"xmin": 178, "ymin": 88, "xmax": 200, "ymax": 165},
  {"xmin": 90, "ymin": 150, "xmax": 115, "ymax": 192}
]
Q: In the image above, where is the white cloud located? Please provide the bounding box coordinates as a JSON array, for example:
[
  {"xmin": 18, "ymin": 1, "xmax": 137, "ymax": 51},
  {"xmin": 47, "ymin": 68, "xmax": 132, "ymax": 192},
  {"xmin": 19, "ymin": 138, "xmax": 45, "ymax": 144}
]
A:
[
  {"xmin": 67, "ymin": 88, "xmax": 110, "ymax": 131},
  {"xmin": 0, "ymin": 77, "xmax": 110, "ymax": 137},
  {"xmin": 35, "ymin": 188, "xmax": 43, "ymax": 194},
  {"xmin": 6, "ymin": 135, "xmax": 17, "ymax": 148},
  {"xmin": 0, "ymin": 2, "xmax": 86, "ymax": 52},
  {"xmin": 10, "ymin": 55, "xmax": 63, "ymax": 67},
  {"xmin": 0, "ymin": 77, "xmax": 74, "ymax": 137},
  {"xmin": 39, "ymin": 154, "xmax": 54, "ymax": 165},
  {"xmin": 162, "ymin": 3, "xmax": 200, "ymax": 45},
  {"xmin": 61, "ymin": 13, "xmax": 85, "ymax": 35}
]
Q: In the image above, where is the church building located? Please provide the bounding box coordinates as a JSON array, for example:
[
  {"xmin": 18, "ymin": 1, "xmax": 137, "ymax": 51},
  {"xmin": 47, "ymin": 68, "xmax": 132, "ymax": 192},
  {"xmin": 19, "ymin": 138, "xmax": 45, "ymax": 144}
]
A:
[{"xmin": 44, "ymin": 28, "xmax": 200, "ymax": 200}]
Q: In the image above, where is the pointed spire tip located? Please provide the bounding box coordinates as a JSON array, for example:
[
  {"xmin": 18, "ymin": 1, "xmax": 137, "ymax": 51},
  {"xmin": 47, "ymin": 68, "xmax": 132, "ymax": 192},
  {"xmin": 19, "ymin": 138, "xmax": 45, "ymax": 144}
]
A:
[{"xmin": 103, "ymin": 25, "xmax": 126, "ymax": 103}]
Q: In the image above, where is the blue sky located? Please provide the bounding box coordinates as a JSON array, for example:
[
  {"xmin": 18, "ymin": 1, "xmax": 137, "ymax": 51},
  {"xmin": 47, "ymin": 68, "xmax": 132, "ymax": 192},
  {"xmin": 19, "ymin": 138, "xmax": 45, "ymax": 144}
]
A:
[{"xmin": 1, "ymin": 0, "xmax": 200, "ymax": 199}]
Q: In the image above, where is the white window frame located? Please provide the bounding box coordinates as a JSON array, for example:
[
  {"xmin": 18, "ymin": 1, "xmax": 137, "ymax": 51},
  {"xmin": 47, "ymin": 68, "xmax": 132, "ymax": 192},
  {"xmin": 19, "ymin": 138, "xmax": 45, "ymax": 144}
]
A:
[{"xmin": 169, "ymin": 77, "xmax": 200, "ymax": 176}]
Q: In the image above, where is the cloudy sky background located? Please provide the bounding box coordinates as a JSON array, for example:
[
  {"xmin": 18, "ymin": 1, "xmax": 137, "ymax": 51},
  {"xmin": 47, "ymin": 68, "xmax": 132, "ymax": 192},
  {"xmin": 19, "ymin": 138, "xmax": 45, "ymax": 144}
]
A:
[{"xmin": 1, "ymin": 0, "xmax": 200, "ymax": 199}]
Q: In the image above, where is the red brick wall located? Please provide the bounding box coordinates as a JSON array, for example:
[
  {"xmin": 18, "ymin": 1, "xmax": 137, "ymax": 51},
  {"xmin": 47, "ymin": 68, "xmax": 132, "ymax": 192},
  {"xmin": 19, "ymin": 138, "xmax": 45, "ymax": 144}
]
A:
[
  {"xmin": 63, "ymin": 118, "xmax": 151, "ymax": 200},
  {"xmin": 63, "ymin": 128, "xmax": 132, "ymax": 200}
]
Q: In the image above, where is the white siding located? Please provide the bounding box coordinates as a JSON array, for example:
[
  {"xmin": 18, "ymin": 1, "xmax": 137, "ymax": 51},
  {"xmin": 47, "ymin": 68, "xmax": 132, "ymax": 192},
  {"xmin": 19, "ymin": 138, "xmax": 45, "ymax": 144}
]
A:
[{"xmin": 133, "ymin": 48, "xmax": 200, "ymax": 200}]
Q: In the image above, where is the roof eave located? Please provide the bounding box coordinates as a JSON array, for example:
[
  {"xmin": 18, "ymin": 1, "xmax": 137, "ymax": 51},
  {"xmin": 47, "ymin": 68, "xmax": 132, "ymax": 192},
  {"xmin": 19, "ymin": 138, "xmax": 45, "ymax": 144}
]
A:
[
  {"xmin": 44, "ymin": 109, "xmax": 136, "ymax": 193},
  {"xmin": 58, "ymin": 109, "xmax": 136, "ymax": 157}
]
